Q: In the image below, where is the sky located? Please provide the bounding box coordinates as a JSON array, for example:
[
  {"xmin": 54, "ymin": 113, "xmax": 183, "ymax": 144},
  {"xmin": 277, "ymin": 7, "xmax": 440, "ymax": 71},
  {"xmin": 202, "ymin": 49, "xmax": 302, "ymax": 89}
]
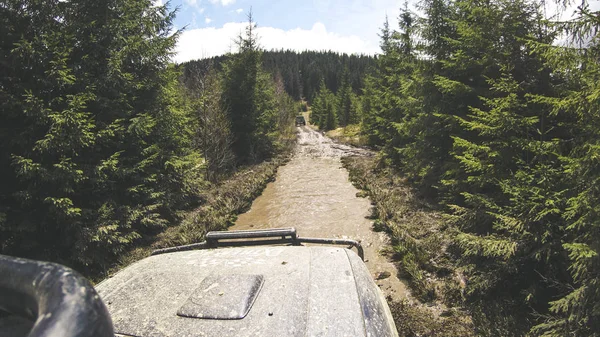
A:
[
  {"xmin": 157, "ymin": 0, "xmax": 600, "ymax": 64},
  {"xmin": 154, "ymin": 0, "xmax": 405, "ymax": 63}
]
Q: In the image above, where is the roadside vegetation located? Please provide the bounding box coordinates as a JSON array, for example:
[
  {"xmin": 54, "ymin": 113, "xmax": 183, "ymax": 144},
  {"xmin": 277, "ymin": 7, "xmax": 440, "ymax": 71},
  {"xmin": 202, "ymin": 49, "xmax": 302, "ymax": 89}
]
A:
[
  {"xmin": 344, "ymin": 156, "xmax": 475, "ymax": 336},
  {"xmin": 0, "ymin": 1, "xmax": 297, "ymax": 278},
  {"xmin": 99, "ymin": 154, "xmax": 290, "ymax": 282},
  {"xmin": 325, "ymin": 125, "xmax": 367, "ymax": 147},
  {"xmin": 2, "ymin": 0, "xmax": 598, "ymax": 335},
  {"xmin": 334, "ymin": 1, "xmax": 600, "ymax": 336}
]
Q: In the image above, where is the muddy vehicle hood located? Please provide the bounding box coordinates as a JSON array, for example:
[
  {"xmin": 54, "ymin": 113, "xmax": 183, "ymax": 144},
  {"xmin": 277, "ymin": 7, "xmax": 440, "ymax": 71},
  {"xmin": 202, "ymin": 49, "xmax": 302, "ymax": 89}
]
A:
[{"xmin": 96, "ymin": 246, "xmax": 397, "ymax": 337}]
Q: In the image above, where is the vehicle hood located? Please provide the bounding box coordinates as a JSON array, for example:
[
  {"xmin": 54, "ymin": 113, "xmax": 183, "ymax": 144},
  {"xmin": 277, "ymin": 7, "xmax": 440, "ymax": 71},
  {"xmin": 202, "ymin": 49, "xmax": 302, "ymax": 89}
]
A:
[{"xmin": 95, "ymin": 246, "xmax": 397, "ymax": 337}]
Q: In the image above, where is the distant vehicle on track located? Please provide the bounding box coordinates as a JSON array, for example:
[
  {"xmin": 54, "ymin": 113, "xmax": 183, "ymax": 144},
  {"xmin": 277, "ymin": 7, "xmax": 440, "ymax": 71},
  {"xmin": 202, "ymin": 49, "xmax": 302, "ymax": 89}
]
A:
[
  {"xmin": 295, "ymin": 116, "xmax": 306, "ymax": 126},
  {"xmin": 0, "ymin": 228, "xmax": 398, "ymax": 337}
]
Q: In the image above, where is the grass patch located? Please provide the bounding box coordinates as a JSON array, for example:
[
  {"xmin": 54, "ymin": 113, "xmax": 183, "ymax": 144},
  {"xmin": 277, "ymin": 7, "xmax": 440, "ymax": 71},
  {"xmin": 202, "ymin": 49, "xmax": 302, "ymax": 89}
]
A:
[
  {"xmin": 325, "ymin": 124, "xmax": 367, "ymax": 147},
  {"xmin": 389, "ymin": 299, "xmax": 474, "ymax": 337}
]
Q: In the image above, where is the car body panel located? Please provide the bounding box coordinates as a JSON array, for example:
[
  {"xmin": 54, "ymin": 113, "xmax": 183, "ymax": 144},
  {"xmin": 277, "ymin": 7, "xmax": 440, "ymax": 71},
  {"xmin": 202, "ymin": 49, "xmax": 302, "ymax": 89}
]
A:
[{"xmin": 96, "ymin": 246, "xmax": 397, "ymax": 337}]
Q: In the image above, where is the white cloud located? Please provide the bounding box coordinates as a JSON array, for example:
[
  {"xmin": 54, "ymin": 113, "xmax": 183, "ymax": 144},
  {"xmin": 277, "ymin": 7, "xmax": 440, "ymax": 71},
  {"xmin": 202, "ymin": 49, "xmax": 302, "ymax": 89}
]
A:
[
  {"xmin": 191, "ymin": 13, "xmax": 197, "ymax": 27},
  {"xmin": 151, "ymin": 0, "xmax": 162, "ymax": 6},
  {"xmin": 174, "ymin": 22, "xmax": 379, "ymax": 63},
  {"xmin": 209, "ymin": 0, "xmax": 236, "ymax": 6},
  {"xmin": 205, "ymin": 17, "xmax": 213, "ymax": 24},
  {"xmin": 184, "ymin": 0, "xmax": 205, "ymax": 13},
  {"xmin": 235, "ymin": 8, "xmax": 243, "ymax": 14}
]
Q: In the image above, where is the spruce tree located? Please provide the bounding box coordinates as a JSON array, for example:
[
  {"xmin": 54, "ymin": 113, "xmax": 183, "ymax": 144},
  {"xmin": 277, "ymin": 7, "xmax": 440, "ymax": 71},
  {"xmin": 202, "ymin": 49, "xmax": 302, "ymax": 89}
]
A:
[
  {"xmin": 337, "ymin": 67, "xmax": 353, "ymax": 126},
  {"xmin": 221, "ymin": 11, "xmax": 278, "ymax": 163},
  {"xmin": 309, "ymin": 80, "xmax": 338, "ymax": 131},
  {"xmin": 421, "ymin": 0, "xmax": 571, "ymax": 332},
  {"xmin": 362, "ymin": 3, "xmax": 420, "ymax": 169},
  {"xmin": 528, "ymin": 2, "xmax": 600, "ymax": 335},
  {"xmin": 0, "ymin": 0, "xmax": 204, "ymax": 269},
  {"xmin": 360, "ymin": 0, "xmax": 600, "ymax": 335}
]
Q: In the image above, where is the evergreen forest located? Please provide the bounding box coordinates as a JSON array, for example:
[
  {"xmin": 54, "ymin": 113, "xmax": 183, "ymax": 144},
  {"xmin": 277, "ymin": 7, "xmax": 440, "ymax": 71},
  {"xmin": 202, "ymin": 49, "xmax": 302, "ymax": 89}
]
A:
[
  {"xmin": 181, "ymin": 50, "xmax": 375, "ymax": 103},
  {"xmin": 354, "ymin": 0, "xmax": 600, "ymax": 335},
  {"xmin": 1, "ymin": 0, "xmax": 599, "ymax": 335},
  {"xmin": 0, "ymin": 1, "xmax": 299, "ymax": 274}
]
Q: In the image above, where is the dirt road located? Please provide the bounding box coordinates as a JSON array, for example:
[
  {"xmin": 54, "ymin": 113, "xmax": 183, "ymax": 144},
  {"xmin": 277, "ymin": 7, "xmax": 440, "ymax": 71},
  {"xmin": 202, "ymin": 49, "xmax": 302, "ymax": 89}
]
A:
[{"xmin": 231, "ymin": 124, "xmax": 408, "ymax": 300}]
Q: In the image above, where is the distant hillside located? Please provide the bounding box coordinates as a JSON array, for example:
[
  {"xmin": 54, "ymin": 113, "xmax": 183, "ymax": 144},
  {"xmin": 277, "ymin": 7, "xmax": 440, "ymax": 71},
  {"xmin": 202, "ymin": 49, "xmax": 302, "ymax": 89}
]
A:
[{"xmin": 180, "ymin": 50, "xmax": 376, "ymax": 102}]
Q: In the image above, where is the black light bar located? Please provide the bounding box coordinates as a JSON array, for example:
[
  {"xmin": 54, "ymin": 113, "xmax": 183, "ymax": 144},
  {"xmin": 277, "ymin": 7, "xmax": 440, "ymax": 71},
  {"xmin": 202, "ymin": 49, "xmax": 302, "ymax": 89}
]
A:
[{"xmin": 151, "ymin": 227, "xmax": 364, "ymax": 260}]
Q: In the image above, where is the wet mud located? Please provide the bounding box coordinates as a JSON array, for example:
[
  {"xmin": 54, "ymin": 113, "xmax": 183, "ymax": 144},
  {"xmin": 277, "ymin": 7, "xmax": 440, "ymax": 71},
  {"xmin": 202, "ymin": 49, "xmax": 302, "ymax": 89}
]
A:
[{"xmin": 232, "ymin": 125, "xmax": 408, "ymax": 299}]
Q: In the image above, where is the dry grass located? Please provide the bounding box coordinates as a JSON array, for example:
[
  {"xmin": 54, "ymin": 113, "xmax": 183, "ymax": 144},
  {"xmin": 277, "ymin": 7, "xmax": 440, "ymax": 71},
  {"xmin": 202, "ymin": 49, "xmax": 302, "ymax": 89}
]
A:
[
  {"xmin": 342, "ymin": 155, "xmax": 474, "ymax": 336},
  {"xmin": 325, "ymin": 124, "xmax": 368, "ymax": 147},
  {"xmin": 389, "ymin": 299, "xmax": 475, "ymax": 337}
]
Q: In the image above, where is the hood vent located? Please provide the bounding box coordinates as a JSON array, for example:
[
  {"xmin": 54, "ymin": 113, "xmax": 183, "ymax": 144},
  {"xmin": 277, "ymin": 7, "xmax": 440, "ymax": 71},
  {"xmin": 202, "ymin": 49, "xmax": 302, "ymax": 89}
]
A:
[{"xmin": 177, "ymin": 274, "xmax": 264, "ymax": 320}]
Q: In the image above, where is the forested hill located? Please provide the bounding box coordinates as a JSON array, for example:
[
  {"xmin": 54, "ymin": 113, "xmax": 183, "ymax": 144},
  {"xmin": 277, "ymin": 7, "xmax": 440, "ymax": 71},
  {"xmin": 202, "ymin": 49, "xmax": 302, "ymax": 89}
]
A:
[{"xmin": 181, "ymin": 50, "xmax": 375, "ymax": 101}]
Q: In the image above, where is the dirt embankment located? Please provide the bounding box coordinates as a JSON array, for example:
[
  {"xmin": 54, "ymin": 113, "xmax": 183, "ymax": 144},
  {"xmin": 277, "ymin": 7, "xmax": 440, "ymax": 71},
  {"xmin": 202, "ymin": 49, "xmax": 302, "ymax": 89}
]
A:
[{"xmin": 343, "ymin": 156, "xmax": 474, "ymax": 336}]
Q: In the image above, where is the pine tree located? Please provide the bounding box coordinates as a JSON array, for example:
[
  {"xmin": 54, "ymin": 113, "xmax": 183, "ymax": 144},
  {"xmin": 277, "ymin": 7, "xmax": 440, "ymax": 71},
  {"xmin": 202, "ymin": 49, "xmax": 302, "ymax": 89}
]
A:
[
  {"xmin": 311, "ymin": 81, "xmax": 337, "ymax": 131},
  {"xmin": 184, "ymin": 50, "xmax": 376, "ymax": 106},
  {"xmin": 186, "ymin": 67, "xmax": 234, "ymax": 182},
  {"xmin": 528, "ymin": 2, "xmax": 600, "ymax": 335},
  {"xmin": 361, "ymin": 0, "xmax": 600, "ymax": 335},
  {"xmin": 221, "ymin": 11, "xmax": 279, "ymax": 163},
  {"xmin": 310, "ymin": 80, "xmax": 326, "ymax": 127},
  {"xmin": 362, "ymin": 2, "xmax": 420, "ymax": 169},
  {"xmin": 0, "ymin": 0, "xmax": 204, "ymax": 269},
  {"xmin": 421, "ymin": 0, "xmax": 573, "ymax": 333},
  {"xmin": 361, "ymin": 16, "xmax": 397, "ymax": 148},
  {"xmin": 337, "ymin": 67, "xmax": 353, "ymax": 126}
]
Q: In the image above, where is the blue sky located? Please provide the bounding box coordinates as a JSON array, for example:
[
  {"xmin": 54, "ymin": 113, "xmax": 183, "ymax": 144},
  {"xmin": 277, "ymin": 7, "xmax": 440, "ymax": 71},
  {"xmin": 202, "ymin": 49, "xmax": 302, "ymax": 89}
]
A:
[
  {"xmin": 156, "ymin": 0, "xmax": 406, "ymax": 62},
  {"xmin": 162, "ymin": 0, "xmax": 600, "ymax": 63}
]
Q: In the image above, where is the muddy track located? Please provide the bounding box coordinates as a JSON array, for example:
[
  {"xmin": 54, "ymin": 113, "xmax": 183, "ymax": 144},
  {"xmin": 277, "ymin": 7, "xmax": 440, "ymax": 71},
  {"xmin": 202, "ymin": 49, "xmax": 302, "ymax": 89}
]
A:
[{"xmin": 231, "ymin": 125, "xmax": 408, "ymax": 301}]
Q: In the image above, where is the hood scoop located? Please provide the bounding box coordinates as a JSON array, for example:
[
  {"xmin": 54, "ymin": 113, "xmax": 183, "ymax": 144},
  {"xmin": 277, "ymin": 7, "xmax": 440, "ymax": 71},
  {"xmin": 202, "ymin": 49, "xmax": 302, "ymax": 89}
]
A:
[{"xmin": 177, "ymin": 274, "xmax": 264, "ymax": 320}]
